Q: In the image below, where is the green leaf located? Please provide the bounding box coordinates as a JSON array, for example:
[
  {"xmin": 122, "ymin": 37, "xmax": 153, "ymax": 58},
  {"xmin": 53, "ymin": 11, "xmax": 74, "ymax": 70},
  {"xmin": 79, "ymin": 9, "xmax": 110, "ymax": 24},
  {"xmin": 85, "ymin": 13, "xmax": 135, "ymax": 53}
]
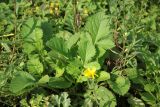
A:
[
  {"xmin": 50, "ymin": 92, "xmax": 71, "ymax": 107},
  {"xmin": 144, "ymin": 83, "xmax": 155, "ymax": 92},
  {"xmin": 48, "ymin": 51, "xmax": 68, "ymax": 63},
  {"xmin": 54, "ymin": 67, "xmax": 65, "ymax": 77},
  {"xmin": 48, "ymin": 77, "xmax": 72, "ymax": 89},
  {"xmin": 127, "ymin": 96, "xmax": 145, "ymax": 107},
  {"xmin": 38, "ymin": 75, "xmax": 49, "ymax": 84},
  {"xmin": 85, "ymin": 12, "xmax": 114, "ymax": 49},
  {"xmin": 156, "ymin": 77, "xmax": 160, "ymax": 83},
  {"xmin": 56, "ymin": 30, "xmax": 72, "ymax": 40},
  {"xmin": 46, "ymin": 37, "xmax": 68, "ymax": 58},
  {"xmin": 96, "ymin": 86, "xmax": 117, "ymax": 107},
  {"xmin": 66, "ymin": 59, "xmax": 83, "ymax": 79},
  {"xmin": 84, "ymin": 61, "xmax": 101, "ymax": 70},
  {"xmin": 9, "ymin": 72, "xmax": 36, "ymax": 93},
  {"xmin": 77, "ymin": 76, "xmax": 88, "ymax": 83},
  {"xmin": 21, "ymin": 18, "xmax": 43, "ymax": 54},
  {"xmin": 97, "ymin": 71, "xmax": 110, "ymax": 82},
  {"xmin": 21, "ymin": 18, "xmax": 41, "ymax": 39},
  {"xmin": 41, "ymin": 21, "xmax": 54, "ymax": 43},
  {"xmin": 23, "ymin": 28, "xmax": 43, "ymax": 42},
  {"xmin": 22, "ymin": 42, "xmax": 36, "ymax": 54},
  {"xmin": 108, "ymin": 77, "xmax": 131, "ymax": 95},
  {"xmin": 116, "ymin": 76, "xmax": 126, "ymax": 86},
  {"xmin": 124, "ymin": 68, "xmax": 137, "ymax": 79},
  {"xmin": 78, "ymin": 38, "xmax": 96, "ymax": 63},
  {"xmin": 97, "ymin": 38, "xmax": 115, "ymax": 50},
  {"xmin": 60, "ymin": 92, "xmax": 71, "ymax": 107},
  {"xmin": 27, "ymin": 58, "xmax": 43, "ymax": 74},
  {"xmin": 66, "ymin": 33, "xmax": 80, "ymax": 50},
  {"xmin": 140, "ymin": 92, "xmax": 156, "ymax": 105}
]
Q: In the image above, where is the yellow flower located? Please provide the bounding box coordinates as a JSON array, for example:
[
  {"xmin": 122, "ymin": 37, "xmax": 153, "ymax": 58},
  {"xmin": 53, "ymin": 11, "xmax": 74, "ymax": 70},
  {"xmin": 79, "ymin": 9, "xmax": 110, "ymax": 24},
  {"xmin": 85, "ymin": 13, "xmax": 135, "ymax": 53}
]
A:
[
  {"xmin": 50, "ymin": 2, "xmax": 54, "ymax": 8},
  {"xmin": 35, "ymin": 6, "xmax": 39, "ymax": 11},
  {"xmin": 50, "ymin": 8, "xmax": 54, "ymax": 14},
  {"xmin": 83, "ymin": 8, "xmax": 88, "ymax": 15},
  {"xmin": 84, "ymin": 68, "xmax": 96, "ymax": 79},
  {"xmin": 55, "ymin": 7, "xmax": 59, "ymax": 11}
]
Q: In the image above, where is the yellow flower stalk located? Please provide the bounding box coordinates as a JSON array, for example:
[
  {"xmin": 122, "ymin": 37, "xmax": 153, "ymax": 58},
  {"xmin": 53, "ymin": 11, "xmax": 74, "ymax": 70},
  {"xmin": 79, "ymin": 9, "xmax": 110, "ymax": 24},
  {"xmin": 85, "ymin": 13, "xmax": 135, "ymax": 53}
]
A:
[{"xmin": 84, "ymin": 68, "xmax": 96, "ymax": 79}]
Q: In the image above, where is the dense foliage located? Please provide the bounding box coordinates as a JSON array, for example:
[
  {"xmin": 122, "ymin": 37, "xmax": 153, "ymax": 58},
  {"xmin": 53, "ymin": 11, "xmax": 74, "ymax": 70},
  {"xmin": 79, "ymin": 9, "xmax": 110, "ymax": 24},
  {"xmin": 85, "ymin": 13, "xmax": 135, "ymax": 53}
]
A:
[{"xmin": 0, "ymin": 0, "xmax": 160, "ymax": 106}]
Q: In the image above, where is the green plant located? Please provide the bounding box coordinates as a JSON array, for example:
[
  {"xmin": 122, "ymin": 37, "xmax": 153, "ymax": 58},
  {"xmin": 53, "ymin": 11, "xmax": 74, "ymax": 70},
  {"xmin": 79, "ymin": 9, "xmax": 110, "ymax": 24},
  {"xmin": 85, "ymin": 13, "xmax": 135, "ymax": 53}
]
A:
[{"xmin": 0, "ymin": 0, "xmax": 160, "ymax": 106}]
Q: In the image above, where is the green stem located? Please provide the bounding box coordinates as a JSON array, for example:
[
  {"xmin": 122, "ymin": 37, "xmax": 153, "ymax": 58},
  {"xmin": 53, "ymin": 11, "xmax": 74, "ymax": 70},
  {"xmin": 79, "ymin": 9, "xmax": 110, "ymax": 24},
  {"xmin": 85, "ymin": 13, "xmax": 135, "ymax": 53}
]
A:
[{"xmin": 73, "ymin": 0, "xmax": 79, "ymax": 32}]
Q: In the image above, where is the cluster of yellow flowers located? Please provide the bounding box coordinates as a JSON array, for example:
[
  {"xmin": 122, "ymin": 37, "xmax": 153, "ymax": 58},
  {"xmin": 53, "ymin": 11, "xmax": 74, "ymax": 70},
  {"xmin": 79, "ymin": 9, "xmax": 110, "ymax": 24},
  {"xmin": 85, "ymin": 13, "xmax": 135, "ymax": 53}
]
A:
[{"xmin": 49, "ymin": 2, "xmax": 60, "ymax": 15}]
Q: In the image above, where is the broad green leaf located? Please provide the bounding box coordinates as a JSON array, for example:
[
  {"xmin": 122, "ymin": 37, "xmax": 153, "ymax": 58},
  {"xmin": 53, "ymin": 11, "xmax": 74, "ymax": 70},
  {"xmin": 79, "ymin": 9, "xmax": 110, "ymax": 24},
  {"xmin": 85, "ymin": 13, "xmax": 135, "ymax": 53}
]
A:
[
  {"xmin": 9, "ymin": 72, "xmax": 36, "ymax": 93},
  {"xmin": 48, "ymin": 77, "xmax": 72, "ymax": 89},
  {"xmin": 46, "ymin": 37, "xmax": 68, "ymax": 58},
  {"xmin": 97, "ymin": 71, "xmax": 110, "ymax": 82},
  {"xmin": 132, "ymin": 77, "xmax": 146, "ymax": 85},
  {"xmin": 78, "ymin": 38, "xmax": 96, "ymax": 63},
  {"xmin": 38, "ymin": 75, "xmax": 49, "ymax": 84},
  {"xmin": 21, "ymin": 18, "xmax": 41, "ymax": 39},
  {"xmin": 96, "ymin": 86, "xmax": 117, "ymax": 107},
  {"xmin": 21, "ymin": 18, "xmax": 43, "ymax": 54},
  {"xmin": 48, "ymin": 51, "xmax": 68, "ymax": 64},
  {"xmin": 27, "ymin": 58, "xmax": 43, "ymax": 74},
  {"xmin": 85, "ymin": 12, "xmax": 108, "ymax": 44},
  {"xmin": 55, "ymin": 30, "xmax": 72, "ymax": 40},
  {"xmin": 140, "ymin": 92, "xmax": 156, "ymax": 105},
  {"xmin": 64, "ymin": 1, "xmax": 74, "ymax": 32},
  {"xmin": 108, "ymin": 77, "xmax": 131, "ymax": 95},
  {"xmin": 96, "ymin": 46, "xmax": 107, "ymax": 59},
  {"xmin": 85, "ymin": 12, "xmax": 114, "ymax": 49},
  {"xmin": 66, "ymin": 33, "xmax": 80, "ymax": 50},
  {"xmin": 41, "ymin": 21, "xmax": 54, "ymax": 43},
  {"xmin": 84, "ymin": 61, "xmax": 101, "ymax": 70},
  {"xmin": 54, "ymin": 67, "xmax": 65, "ymax": 77},
  {"xmin": 23, "ymin": 28, "xmax": 43, "ymax": 42},
  {"xmin": 66, "ymin": 59, "xmax": 83, "ymax": 79},
  {"xmin": 124, "ymin": 68, "xmax": 137, "ymax": 79},
  {"xmin": 22, "ymin": 42, "xmax": 36, "ymax": 54},
  {"xmin": 97, "ymin": 38, "xmax": 115, "ymax": 50},
  {"xmin": 77, "ymin": 76, "xmax": 88, "ymax": 83},
  {"xmin": 116, "ymin": 76, "xmax": 126, "ymax": 86},
  {"xmin": 144, "ymin": 83, "xmax": 155, "ymax": 92},
  {"xmin": 127, "ymin": 96, "xmax": 145, "ymax": 107},
  {"xmin": 156, "ymin": 77, "xmax": 160, "ymax": 83}
]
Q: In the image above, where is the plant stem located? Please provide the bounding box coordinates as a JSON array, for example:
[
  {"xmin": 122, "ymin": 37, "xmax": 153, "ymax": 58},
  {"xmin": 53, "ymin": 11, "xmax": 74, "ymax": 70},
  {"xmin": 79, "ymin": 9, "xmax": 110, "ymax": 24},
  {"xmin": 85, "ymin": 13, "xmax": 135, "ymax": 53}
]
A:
[
  {"xmin": 73, "ymin": 0, "xmax": 79, "ymax": 32},
  {"xmin": 10, "ymin": 0, "xmax": 17, "ymax": 63}
]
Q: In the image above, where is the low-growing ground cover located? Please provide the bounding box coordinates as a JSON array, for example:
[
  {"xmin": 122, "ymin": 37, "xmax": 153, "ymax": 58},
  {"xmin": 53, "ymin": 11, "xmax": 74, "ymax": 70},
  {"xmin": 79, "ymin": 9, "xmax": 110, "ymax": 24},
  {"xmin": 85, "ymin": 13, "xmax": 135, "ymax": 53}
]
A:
[{"xmin": 0, "ymin": 0, "xmax": 160, "ymax": 106}]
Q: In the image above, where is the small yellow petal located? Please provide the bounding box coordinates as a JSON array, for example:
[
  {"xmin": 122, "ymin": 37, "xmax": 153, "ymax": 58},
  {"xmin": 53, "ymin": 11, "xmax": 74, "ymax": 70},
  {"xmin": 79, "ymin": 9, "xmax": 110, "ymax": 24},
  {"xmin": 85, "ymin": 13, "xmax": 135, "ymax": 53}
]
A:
[
  {"xmin": 83, "ymin": 68, "xmax": 96, "ymax": 79},
  {"xmin": 55, "ymin": 7, "xmax": 59, "ymax": 11},
  {"xmin": 83, "ymin": 8, "xmax": 88, "ymax": 14},
  {"xmin": 35, "ymin": 6, "xmax": 39, "ymax": 11},
  {"xmin": 50, "ymin": 9, "xmax": 54, "ymax": 14}
]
